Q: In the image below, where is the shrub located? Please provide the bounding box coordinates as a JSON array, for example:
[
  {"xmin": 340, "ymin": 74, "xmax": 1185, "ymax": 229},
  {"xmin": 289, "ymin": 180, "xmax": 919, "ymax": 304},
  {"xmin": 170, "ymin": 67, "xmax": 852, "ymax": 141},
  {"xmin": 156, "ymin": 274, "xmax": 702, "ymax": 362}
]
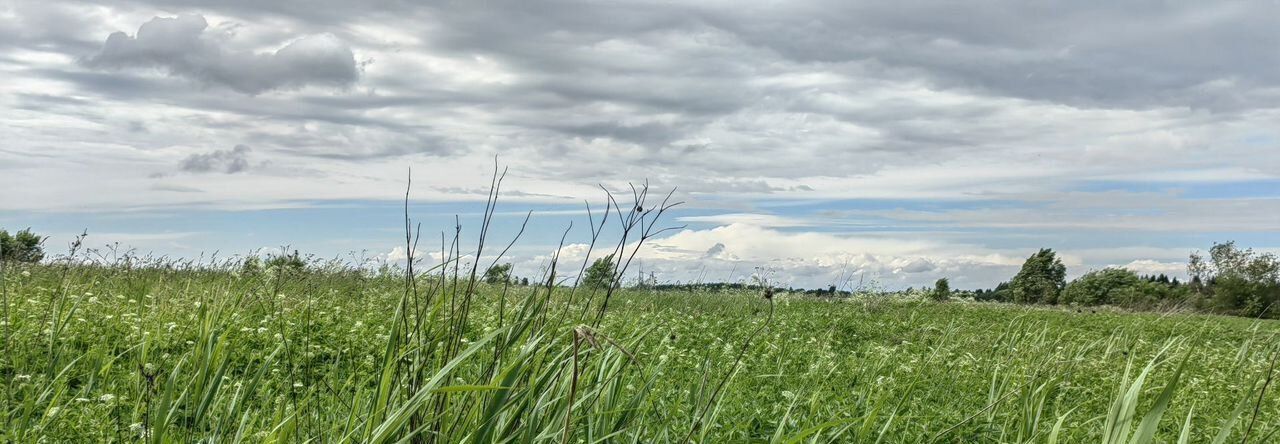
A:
[{"xmin": 1062, "ymin": 268, "xmax": 1142, "ymax": 306}]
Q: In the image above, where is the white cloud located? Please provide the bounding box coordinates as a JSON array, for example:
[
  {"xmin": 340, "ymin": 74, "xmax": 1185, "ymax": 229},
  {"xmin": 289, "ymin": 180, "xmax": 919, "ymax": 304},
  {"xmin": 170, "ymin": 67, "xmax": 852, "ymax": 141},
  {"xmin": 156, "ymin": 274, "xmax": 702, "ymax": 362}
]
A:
[{"xmin": 1117, "ymin": 259, "xmax": 1187, "ymax": 277}]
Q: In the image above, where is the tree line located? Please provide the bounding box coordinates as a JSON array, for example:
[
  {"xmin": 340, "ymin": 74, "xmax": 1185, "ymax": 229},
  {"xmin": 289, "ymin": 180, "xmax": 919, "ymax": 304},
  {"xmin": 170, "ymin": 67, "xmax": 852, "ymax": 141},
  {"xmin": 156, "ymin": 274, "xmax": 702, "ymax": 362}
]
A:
[
  {"xmin": 6, "ymin": 227, "xmax": 1277, "ymax": 319},
  {"xmin": 960, "ymin": 242, "xmax": 1280, "ymax": 318}
]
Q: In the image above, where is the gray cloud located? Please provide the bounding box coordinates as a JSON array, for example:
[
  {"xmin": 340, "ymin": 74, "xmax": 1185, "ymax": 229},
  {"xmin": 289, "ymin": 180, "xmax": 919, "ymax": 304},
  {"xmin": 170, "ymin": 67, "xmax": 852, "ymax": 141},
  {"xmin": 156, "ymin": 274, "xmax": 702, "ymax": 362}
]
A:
[
  {"xmin": 3, "ymin": 0, "xmax": 1280, "ymax": 289},
  {"xmin": 180, "ymin": 145, "xmax": 252, "ymax": 173},
  {"xmin": 84, "ymin": 15, "xmax": 358, "ymax": 94}
]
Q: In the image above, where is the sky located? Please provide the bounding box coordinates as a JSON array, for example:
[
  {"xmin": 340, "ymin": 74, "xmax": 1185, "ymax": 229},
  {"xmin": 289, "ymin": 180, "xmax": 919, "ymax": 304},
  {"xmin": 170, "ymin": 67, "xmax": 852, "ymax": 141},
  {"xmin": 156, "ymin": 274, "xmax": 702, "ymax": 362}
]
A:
[{"xmin": 2, "ymin": 1, "xmax": 1278, "ymax": 290}]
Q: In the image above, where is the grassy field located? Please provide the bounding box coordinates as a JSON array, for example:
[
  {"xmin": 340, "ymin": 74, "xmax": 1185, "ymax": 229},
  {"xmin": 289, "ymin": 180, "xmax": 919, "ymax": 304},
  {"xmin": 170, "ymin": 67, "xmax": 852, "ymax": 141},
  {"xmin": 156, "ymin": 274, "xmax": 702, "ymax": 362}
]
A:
[{"xmin": 2, "ymin": 260, "xmax": 1278, "ymax": 443}]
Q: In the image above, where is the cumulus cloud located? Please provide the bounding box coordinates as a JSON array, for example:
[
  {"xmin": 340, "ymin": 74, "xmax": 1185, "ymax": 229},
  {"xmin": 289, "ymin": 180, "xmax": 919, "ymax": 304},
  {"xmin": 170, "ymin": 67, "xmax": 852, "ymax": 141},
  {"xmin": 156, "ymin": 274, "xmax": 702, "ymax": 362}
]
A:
[
  {"xmin": 1118, "ymin": 259, "xmax": 1187, "ymax": 277},
  {"xmin": 180, "ymin": 145, "xmax": 252, "ymax": 173},
  {"xmin": 892, "ymin": 257, "xmax": 937, "ymax": 274},
  {"xmin": 85, "ymin": 15, "xmax": 358, "ymax": 94}
]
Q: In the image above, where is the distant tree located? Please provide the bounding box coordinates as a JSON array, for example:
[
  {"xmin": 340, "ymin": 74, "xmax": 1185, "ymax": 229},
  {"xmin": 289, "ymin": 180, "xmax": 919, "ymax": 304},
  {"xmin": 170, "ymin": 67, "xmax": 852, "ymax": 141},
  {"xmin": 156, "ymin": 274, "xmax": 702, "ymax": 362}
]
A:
[
  {"xmin": 828, "ymin": 285, "xmax": 837, "ymax": 295},
  {"xmin": 0, "ymin": 228, "xmax": 46, "ymax": 263},
  {"xmin": 1189, "ymin": 242, "xmax": 1280, "ymax": 317},
  {"xmin": 972, "ymin": 282, "xmax": 1011, "ymax": 302},
  {"xmin": 483, "ymin": 263, "xmax": 513, "ymax": 285},
  {"xmin": 1061, "ymin": 268, "xmax": 1142, "ymax": 306},
  {"xmin": 520, "ymin": 277, "xmax": 529, "ymax": 286},
  {"xmin": 929, "ymin": 278, "xmax": 951, "ymax": 302},
  {"xmin": 582, "ymin": 254, "xmax": 616, "ymax": 289},
  {"xmin": 1010, "ymin": 249, "xmax": 1067, "ymax": 304}
]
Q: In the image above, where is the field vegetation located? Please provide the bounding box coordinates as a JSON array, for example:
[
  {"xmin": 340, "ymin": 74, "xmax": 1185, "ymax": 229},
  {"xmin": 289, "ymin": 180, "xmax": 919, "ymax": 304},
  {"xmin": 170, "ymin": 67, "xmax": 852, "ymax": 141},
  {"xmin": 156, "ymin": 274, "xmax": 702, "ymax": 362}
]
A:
[{"xmin": 2, "ymin": 181, "xmax": 1278, "ymax": 442}]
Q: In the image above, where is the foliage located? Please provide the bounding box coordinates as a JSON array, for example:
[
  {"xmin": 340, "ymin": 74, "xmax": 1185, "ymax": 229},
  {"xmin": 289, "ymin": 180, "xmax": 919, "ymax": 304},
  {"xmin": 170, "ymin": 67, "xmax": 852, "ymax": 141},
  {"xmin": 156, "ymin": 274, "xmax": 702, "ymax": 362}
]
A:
[
  {"xmin": 0, "ymin": 228, "xmax": 46, "ymax": 263},
  {"xmin": 1062, "ymin": 268, "xmax": 1145, "ymax": 306},
  {"xmin": 483, "ymin": 262, "xmax": 512, "ymax": 285},
  {"xmin": 1189, "ymin": 241, "xmax": 1280, "ymax": 317},
  {"xmin": 930, "ymin": 277, "xmax": 951, "ymax": 302},
  {"xmin": 1010, "ymin": 248, "xmax": 1067, "ymax": 304},
  {"xmin": 582, "ymin": 254, "xmax": 615, "ymax": 289},
  {"xmin": 973, "ymin": 281, "xmax": 1011, "ymax": 302}
]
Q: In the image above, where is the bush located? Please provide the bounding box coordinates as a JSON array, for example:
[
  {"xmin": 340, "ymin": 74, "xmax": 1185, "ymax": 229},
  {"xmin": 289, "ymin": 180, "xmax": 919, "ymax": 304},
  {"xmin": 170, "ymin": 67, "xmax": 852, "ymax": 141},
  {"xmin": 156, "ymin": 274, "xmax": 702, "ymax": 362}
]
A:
[{"xmin": 1062, "ymin": 268, "xmax": 1142, "ymax": 306}]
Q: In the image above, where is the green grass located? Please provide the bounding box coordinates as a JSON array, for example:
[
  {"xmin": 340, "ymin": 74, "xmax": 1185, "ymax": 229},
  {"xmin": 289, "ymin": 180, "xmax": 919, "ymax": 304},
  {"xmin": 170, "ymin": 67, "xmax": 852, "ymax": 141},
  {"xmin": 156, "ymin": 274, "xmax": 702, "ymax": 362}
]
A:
[{"xmin": 2, "ymin": 261, "xmax": 1278, "ymax": 443}]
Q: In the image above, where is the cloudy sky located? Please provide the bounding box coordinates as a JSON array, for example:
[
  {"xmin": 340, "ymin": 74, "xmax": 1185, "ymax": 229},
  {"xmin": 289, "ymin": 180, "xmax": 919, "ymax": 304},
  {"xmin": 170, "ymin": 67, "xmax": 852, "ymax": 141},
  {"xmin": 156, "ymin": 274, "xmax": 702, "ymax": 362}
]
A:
[{"xmin": 2, "ymin": 1, "xmax": 1278, "ymax": 289}]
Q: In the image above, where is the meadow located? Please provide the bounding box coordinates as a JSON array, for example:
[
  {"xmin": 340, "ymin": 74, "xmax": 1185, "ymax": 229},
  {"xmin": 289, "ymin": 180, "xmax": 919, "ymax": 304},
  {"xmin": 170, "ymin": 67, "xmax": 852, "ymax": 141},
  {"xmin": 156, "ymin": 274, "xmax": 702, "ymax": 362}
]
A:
[{"xmin": 2, "ymin": 257, "xmax": 1277, "ymax": 443}]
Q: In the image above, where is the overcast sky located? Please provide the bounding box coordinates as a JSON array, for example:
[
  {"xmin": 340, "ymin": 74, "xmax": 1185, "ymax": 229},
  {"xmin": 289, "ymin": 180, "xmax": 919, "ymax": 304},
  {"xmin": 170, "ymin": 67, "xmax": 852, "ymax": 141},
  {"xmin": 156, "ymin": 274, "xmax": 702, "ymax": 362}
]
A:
[{"xmin": 2, "ymin": 1, "xmax": 1278, "ymax": 289}]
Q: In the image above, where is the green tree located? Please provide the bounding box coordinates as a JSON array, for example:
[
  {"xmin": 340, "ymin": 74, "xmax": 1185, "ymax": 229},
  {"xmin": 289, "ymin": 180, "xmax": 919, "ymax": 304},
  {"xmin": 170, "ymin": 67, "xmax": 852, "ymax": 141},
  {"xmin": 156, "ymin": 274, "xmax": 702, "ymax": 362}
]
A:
[
  {"xmin": 483, "ymin": 263, "xmax": 513, "ymax": 285},
  {"xmin": 1010, "ymin": 248, "xmax": 1067, "ymax": 304},
  {"xmin": 1189, "ymin": 242, "xmax": 1280, "ymax": 317},
  {"xmin": 0, "ymin": 228, "xmax": 46, "ymax": 263},
  {"xmin": 1061, "ymin": 268, "xmax": 1142, "ymax": 306},
  {"xmin": 929, "ymin": 277, "xmax": 951, "ymax": 302},
  {"xmin": 582, "ymin": 254, "xmax": 615, "ymax": 289}
]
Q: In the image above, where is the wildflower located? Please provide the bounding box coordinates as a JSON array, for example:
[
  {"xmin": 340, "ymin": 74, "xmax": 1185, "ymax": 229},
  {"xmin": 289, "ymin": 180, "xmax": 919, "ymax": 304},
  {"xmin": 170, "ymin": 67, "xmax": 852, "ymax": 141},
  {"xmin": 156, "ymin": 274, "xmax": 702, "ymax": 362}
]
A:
[
  {"xmin": 100, "ymin": 394, "xmax": 116, "ymax": 403},
  {"xmin": 76, "ymin": 397, "xmax": 91, "ymax": 403},
  {"xmin": 129, "ymin": 422, "xmax": 148, "ymax": 439},
  {"xmin": 21, "ymin": 270, "xmax": 30, "ymax": 277},
  {"xmin": 166, "ymin": 322, "xmax": 177, "ymax": 332},
  {"xmin": 15, "ymin": 374, "xmax": 31, "ymax": 382},
  {"xmin": 88, "ymin": 296, "xmax": 99, "ymax": 304}
]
